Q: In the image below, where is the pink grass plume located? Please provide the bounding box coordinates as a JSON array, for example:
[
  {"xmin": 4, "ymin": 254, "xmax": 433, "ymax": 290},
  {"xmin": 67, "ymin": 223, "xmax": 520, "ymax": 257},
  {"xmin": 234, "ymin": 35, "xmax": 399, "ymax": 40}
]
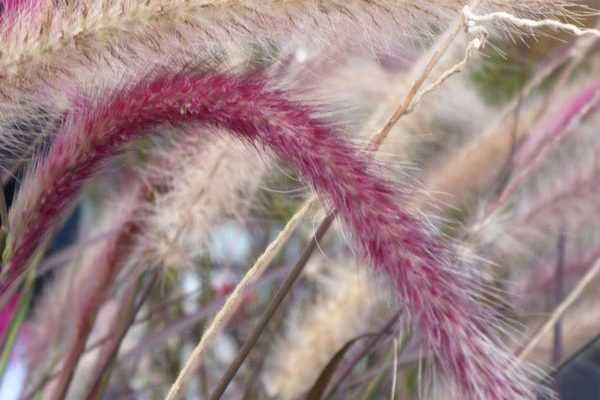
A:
[
  {"xmin": 6, "ymin": 71, "xmax": 538, "ymax": 399},
  {"xmin": 515, "ymin": 80, "xmax": 600, "ymax": 168}
]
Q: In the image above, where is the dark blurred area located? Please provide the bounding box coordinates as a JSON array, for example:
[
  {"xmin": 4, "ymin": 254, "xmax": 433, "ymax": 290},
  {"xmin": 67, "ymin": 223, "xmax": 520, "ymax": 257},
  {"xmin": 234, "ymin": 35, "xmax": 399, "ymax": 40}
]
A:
[{"xmin": 558, "ymin": 338, "xmax": 600, "ymax": 399}]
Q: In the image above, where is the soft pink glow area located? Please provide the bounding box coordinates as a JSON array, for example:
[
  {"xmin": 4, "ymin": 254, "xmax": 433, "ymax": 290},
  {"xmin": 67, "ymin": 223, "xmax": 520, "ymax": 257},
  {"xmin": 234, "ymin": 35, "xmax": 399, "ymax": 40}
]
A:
[
  {"xmin": 0, "ymin": 0, "xmax": 38, "ymax": 24},
  {"xmin": 516, "ymin": 81, "xmax": 600, "ymax": 167}
]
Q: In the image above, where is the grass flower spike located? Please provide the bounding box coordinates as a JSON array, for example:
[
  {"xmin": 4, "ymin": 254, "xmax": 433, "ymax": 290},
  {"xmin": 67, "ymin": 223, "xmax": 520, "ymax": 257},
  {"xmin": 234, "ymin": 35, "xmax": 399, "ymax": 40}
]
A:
[
  {"xmin": 5, "ymin": 70, "xmax": 538, "ymax": 399},
  {"xmin": 140, "ymin": 134, "xmax": 268, "ymax": 269}
]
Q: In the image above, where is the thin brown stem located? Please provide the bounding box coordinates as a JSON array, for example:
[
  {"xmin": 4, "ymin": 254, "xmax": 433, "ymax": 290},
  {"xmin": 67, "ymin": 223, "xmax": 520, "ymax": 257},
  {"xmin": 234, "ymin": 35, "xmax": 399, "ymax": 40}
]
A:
[
  {"xmin": 517, "ymin": 258, "xmax": 600, "ymax": 362},
  {"xmin": 208, "ymin": 212, "xmax": 336, "ymax": 400},
  {"xmin": 324, "ymin": 310, "xmax": 402, "ymax": 398},
  {"xmin": 21, "ymin": 336, "xmax": 112, "ymax": 400},
  {"xmin": 550, "ymin": 229, "xmax": 566, "ymax": 396},
  {"xmin": 552, "ymin": 229, "xmax": 566, "ymax": 367},
  {"xmin": 367, "ymin": 11, "xmax": 467, "ymax": 152},
  {"xmin": 0, "ymin": 186, "xmax": 8, "ymax": 231},
  {"xmin": 84, "ymin": 270, "xmax": 158, "ymax": 400},
  {"xmin": 49, "ymin": 239, "xmax": 132, "ymax": 400}
]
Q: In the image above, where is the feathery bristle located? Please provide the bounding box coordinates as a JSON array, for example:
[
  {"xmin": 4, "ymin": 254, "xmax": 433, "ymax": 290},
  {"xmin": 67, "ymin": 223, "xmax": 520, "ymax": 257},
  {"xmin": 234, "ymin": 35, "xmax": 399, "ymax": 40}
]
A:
[{"xmin": 138, "ymin": 133, "xmax": 268, "ymax": 269}]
